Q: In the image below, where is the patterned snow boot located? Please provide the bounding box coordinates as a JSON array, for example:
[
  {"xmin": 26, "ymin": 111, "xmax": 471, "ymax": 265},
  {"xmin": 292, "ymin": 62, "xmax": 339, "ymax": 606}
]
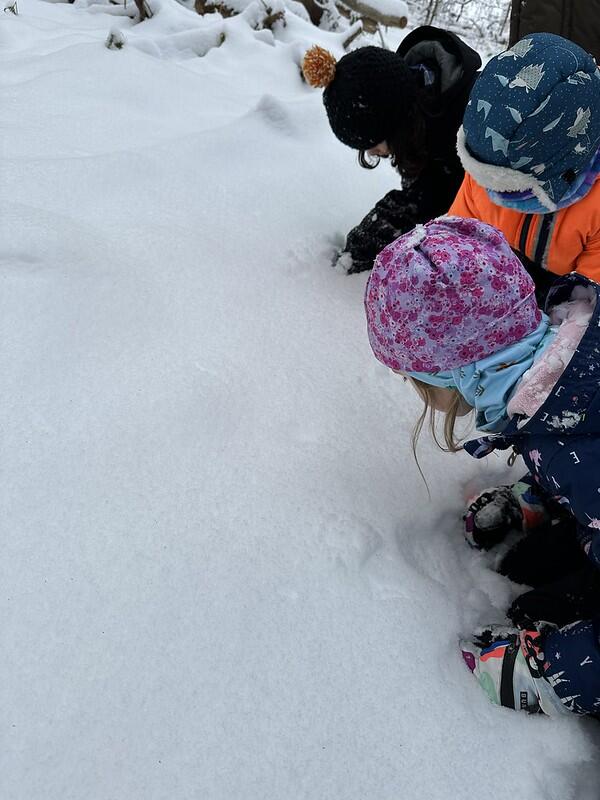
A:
[{"xmin": 460, "ymin": 625, "xmax": 571, "ymax": 716}]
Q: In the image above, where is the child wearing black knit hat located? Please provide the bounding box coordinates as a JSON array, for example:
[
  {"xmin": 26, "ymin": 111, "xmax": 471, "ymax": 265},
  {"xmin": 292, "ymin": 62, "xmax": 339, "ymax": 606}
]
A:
[
  {"xmin": 304, "ymin": 45, "xmax": 417, "ymax": 152},
  {"xmin": 302, "ymin": 27, "xmax": 481, "ymax": 274}
]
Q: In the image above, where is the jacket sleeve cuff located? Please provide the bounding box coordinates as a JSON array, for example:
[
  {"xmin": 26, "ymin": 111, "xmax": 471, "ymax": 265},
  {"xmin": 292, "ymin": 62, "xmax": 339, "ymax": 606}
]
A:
[{"xmin": 576, "ymin": 524, "xmax": 600, "ymax": 569}]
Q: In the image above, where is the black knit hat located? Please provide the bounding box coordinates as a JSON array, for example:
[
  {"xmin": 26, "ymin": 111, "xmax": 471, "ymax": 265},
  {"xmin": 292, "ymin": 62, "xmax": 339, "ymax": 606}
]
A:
[{"xmin": 304, "ymin": 46, "xmax": 417, "ymax": 150}]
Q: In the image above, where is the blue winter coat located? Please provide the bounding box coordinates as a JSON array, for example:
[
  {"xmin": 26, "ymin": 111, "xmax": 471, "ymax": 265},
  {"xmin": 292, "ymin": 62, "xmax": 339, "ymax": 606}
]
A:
[{"xmin": 464, "ymin": 273, "xmax": 600, "ymax": 570}]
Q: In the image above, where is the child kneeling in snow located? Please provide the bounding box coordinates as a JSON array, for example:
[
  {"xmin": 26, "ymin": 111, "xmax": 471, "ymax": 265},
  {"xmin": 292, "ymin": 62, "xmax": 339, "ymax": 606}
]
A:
[{"xmin": 365, "ymin": 215, "xmax": 600, "ymax": 717}]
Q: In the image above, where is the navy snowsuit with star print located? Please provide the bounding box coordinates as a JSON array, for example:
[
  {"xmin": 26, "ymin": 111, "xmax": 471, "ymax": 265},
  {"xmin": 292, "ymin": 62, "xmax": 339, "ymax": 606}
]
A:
[{"xmin": 465, "ymin": 273, "xmax": 600, "ymax": 714}]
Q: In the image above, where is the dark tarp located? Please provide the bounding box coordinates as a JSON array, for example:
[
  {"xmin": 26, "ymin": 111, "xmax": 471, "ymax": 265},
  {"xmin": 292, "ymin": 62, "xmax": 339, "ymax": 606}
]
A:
[{"xmin": 510, "ymin": 0, "xmax": 600, "ymax": 61}]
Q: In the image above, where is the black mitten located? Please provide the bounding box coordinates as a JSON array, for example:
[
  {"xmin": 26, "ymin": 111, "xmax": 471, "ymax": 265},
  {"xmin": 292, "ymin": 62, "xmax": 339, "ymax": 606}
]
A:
[{"xmin": 464, "ymin": 486, "xmax": 524, "ymax": 550}]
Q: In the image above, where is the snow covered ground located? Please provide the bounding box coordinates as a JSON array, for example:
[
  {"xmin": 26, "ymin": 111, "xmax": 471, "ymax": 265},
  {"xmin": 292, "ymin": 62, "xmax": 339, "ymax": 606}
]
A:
[{"xmin": 2, "ymin": 2, "xmax": 599, "ymax": 798}]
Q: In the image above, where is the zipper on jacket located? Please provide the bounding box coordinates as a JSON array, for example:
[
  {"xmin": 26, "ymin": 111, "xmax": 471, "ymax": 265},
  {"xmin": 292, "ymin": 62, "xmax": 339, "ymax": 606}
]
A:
[
  {"xmin": 532, "ymin": 213, "xmax": 557, "ymax": 269},
  {"xmin": 519, "ymin": 214, "xmax": 533, "ymax": 259}
]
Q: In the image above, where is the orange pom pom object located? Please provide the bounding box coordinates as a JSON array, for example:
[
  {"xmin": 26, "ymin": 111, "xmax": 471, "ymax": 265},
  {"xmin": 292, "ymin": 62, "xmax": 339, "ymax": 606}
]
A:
[{"xmin": 302, "ymin": 46, "xmax": 337, "ymax": 89}]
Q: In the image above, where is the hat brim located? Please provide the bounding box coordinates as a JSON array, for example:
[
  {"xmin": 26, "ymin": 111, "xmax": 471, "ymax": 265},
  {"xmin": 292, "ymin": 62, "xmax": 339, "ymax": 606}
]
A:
[{"xmin": 456, "ymin": 127, "xmax": 557, "ymax": 212}]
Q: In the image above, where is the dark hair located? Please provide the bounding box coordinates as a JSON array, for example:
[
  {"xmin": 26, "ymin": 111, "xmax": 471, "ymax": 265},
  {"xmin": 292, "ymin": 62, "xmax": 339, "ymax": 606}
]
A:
[{"xmin": 358, "ymin": 90, "xmax": 429, "ymax": 181}]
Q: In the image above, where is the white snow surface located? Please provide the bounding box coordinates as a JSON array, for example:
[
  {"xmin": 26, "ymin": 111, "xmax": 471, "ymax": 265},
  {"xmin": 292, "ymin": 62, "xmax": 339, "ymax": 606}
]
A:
[{"xmin": 1, "ymin": 2, "xmax": 599, "ymax": 798}]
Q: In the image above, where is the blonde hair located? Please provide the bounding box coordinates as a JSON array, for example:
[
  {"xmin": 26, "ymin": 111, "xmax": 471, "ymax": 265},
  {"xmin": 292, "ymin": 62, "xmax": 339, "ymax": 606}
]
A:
[
  {"xmin": 407, "ymin": 377, "xmax": 471, "ymax": 491},
  {"xmin": 409, "ymin": 377, "xmax": 467, "ymax": 455}
]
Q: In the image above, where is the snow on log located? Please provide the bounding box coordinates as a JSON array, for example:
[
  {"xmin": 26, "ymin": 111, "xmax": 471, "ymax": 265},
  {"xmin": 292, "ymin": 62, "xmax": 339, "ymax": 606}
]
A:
[{"xmin": 337, "ymin": 0, "xmax": 407, "ymax": 31}]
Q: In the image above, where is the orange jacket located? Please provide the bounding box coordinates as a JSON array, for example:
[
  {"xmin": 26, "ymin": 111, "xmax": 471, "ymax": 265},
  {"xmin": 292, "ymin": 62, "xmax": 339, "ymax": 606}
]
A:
[{"xmin": 448, "ymin": 173, "xmax": 600, "ymax": 282}]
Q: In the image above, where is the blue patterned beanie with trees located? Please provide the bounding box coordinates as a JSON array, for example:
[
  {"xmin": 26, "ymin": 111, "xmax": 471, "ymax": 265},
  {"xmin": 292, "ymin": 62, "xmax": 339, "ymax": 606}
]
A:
[{"xmin": 457, "ymin": 33, "xmax": 600, "ymax": 213}]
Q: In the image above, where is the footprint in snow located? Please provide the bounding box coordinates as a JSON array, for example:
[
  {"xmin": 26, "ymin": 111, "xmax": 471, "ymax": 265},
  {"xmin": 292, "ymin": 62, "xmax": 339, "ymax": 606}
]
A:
[
  {"xmin": 321, "ymin": 512, "xmax": 384, "ymax": 573},
  {"xmin": 253, "ymin": 94, "xmax": 296, "ymax": 137}
]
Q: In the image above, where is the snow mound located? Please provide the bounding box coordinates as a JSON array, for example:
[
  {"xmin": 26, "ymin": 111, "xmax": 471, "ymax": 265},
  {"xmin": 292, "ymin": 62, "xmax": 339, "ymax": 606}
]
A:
[{"xmin": 1, "ymin": 1, "xmax": 599, "ymax": 798}]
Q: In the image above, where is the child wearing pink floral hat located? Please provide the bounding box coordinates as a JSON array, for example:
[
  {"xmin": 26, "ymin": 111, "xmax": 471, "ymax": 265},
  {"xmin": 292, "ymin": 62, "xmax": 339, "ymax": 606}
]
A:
[{"xmin": 365, "ymin": 215, "xmax": 600, "ymax": 717}]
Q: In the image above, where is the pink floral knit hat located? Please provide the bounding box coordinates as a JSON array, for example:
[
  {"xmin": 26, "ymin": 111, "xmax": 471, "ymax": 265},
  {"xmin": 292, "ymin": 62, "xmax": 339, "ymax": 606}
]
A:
[{"xmin": 364, "ymin": 216, "xmax": 541, "ymax": 373}]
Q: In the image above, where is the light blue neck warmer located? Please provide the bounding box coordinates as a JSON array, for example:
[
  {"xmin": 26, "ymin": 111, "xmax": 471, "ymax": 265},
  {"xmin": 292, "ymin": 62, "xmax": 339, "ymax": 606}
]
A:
[{"xmin": 408, "ymin": 315, "xmax": 555, "ymax": 432}]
